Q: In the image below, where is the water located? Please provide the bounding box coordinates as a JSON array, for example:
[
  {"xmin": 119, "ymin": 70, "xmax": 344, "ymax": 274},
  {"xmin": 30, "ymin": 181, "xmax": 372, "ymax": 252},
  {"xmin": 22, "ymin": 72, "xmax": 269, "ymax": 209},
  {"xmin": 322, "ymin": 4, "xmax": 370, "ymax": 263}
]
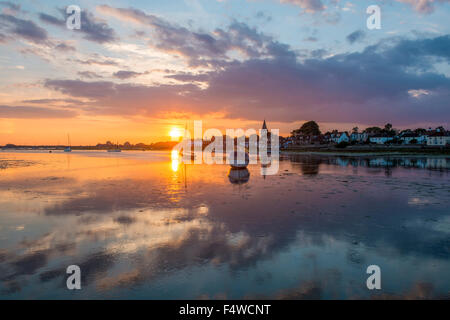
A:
[{"xmin": 0, "ymin": 151, "xmax": 449, "ymax": 299}]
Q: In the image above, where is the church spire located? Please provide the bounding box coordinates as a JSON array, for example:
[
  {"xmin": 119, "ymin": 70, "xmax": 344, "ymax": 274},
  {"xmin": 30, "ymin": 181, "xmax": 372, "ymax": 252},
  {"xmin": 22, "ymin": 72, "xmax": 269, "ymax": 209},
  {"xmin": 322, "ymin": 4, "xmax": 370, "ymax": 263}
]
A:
[{"xmin": 262, "ymin": 119, "xmax": 267, "ymax": 130}]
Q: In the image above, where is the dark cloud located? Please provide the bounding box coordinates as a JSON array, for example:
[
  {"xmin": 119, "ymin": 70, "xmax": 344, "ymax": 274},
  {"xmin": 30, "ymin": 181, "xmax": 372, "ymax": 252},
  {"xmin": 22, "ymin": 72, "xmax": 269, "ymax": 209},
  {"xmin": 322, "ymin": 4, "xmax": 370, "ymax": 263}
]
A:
[
  {"xmin": 74, "ymin": 57, "xmax": 119, "ymax": 66},
  {"xmin": 38, "ymin": 9, "xmax": 117, "ymax": 44},
  {"xmin": 346, "ymin": 30, "xmax": 365, "ymax": 44},
  {"xmin": 78, "ymin": 10, "xmax": 117, "ymax": 43},
  {"xmin": 10, "ymin": 251, "xmax": 48, "ymax": 276},
  {"xmin": 165, "ymin": 72, "xmax": 211, "ymax": 82},
  {"xmin": 77, "ymin": 71, "xmax": 103, "ymax": 79},
  {"xmin": 38, "ymin": 12, "xmax": 64, "ymax": 26},
  {"xmin": 113, "ymin": 70, "xmax": 147, "ymax": 80},
  {"xmin": 21, "ymin": 98, "xmax": 82, "ymax": 104},
  {"xmin": 0, "ymin": 14, "xmax": 47, "ymax": 43},
  {"xmin": 0, "ymin": 105, "xmax": 77, "ymax": 119},
  {"xmin": 44, "ymin": 80, "xmax": 117, "ymax": 99},
  {"xmin": 54, "ymin": 42, "xmax": 75, "ymax": 51},
  {"xmin": 44, "ymin": 33, "xmax": 450, "ymax": 127}
]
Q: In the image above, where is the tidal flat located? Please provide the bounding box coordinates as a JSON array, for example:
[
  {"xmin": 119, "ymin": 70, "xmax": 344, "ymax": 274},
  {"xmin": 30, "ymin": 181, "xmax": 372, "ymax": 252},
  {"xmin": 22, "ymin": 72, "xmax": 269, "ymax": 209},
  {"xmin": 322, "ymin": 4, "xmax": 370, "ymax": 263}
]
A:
[{"xmin": 0, "ymin": 151, "xmax": 448, "ymax": 299}]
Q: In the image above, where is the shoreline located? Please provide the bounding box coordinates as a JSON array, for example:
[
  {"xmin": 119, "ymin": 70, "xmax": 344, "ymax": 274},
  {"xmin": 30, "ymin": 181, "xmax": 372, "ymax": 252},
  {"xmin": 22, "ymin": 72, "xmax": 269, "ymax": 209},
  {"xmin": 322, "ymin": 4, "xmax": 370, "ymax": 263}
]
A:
[{"xmin": 280, "ymin": 150, "xmax": 450, "ymax": 157}]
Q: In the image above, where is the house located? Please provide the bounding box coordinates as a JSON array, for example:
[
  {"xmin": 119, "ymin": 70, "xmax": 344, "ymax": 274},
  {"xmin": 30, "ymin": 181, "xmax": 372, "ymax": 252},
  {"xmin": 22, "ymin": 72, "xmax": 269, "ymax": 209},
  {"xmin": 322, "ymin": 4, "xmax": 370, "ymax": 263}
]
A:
[
  {"xmin": 331, "ymin": 132, "xmax": 349, "ymax": 144},
  {"xmin": 369, "ymin": 135, "xmax": 394, "ymax": 144},
  {"xmin": 427, "ymin": 133, "xmax": 450, "ymax": 146},
  {"xmin": 350, "ymin": 132, "xmax": 369, "ymax": 143},
  {"xmin": 399, "ymin": 134, "xmax": 423, "ymax": 144}
]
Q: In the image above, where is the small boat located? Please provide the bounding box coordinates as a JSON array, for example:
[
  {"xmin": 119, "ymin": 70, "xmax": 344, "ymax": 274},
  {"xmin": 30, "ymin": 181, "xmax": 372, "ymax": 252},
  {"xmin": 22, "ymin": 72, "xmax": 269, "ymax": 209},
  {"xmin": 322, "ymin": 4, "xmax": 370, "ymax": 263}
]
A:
[
  {"xmin": 230, "ymin": 150, "xmax": 249, "ymax": 169},
  {"xmin": 64, "ymin": 134, "xmax": 72, "ymax": 152},
  {"xmin": 107, "ymin": 142, "xmax": 122, "ymax": 152}
]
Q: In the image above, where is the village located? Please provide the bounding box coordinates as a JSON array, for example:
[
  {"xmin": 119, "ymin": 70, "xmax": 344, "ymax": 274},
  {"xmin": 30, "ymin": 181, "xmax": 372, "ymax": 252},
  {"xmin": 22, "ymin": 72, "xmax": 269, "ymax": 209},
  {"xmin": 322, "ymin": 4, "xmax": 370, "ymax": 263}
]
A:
[{"xmin": 280, "ymin": 121, "xmax": 450, "ymax": 149}]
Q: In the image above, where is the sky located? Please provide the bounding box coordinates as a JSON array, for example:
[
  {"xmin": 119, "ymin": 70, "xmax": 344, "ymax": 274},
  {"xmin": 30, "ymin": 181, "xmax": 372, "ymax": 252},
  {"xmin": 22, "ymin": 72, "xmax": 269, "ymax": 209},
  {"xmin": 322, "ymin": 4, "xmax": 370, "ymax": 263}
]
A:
[{"xmin": 0, "ymin": 0, "xmax": 449, "ymax": 145}]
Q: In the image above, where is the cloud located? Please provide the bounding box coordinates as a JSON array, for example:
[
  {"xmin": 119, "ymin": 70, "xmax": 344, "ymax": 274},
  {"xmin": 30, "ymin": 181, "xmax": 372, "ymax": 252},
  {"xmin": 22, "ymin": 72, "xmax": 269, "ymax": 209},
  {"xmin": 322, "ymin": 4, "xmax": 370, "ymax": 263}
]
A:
[
  {"xmin": 0, "ymin": 1, "xmax": 20, "ymax": 13},
  {"xmin": 21, "ymin": 98, "xmax": 82, "ymax": 104},
  {"xmin": 255, "ymin": 11, "xmax": 272, "ymax": 22},
  {"xmin": 77, "ymin": 71, "xmax": 104, "ymax": 79},
  {"xmin": 38, "ymin": 12, "xmax": 64, "ymax": 26},
  {"xmin": 0, "ymin": 14, "xmax": 48, "ymax": 43},
  {"xmin": 304, "ymin": 36, "xmax": 318, "ymax": 42},
  {"xmin": 165, "ymin": 72, "xmax": 211, "ymax": 82},
  {"xmin": 74, "ymin": 57, "xmax": 119, "ymax": 66},
  {"xmin": 113, "ymin": 70, "xmax": 147, "ymax": 80},
  {"xmin": 346, "ymin": 30, "xmax": 365, "ymax": 44},
  {"xmin": 396, "ymin": 0, "xmax": 450, "ymax": 14},
  {"xmin": 97, "ymin": 5, "xmax": 295, "ymax": 66},
  {"xmin": 78, "ymin": 10, "xmax": 117, "ymax": 43},
  {"xmin": 43, "ymin": 34, "xmax": 450, "ymax": 126},
  {"xmin": 38, "ymin": 9, "xmax": 117, "ymax": 44},
  {"xmin": 54, "ymin": 42, "xmax": 75, "ymax": 51},
  {"xmin": 279, "ymin": 0, "xmax": 449, "ymax": 15},
  {"xmin": 279, "ymin": 0, "xmax": 325, "ymax": 13},
  {"xmin": 0, "ymin": 105, "xmax": 77, "ymax": 118}
]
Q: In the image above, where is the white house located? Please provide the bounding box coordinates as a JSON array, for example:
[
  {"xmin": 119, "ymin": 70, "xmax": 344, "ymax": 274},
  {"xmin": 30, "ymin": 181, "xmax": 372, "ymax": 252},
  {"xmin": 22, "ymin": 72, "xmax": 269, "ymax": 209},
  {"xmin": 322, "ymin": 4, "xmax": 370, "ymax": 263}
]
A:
[
  {"xmin": 427, "ymin": 135, "xmax": 450, "ymax": 146},
  {"xmin": 332, "ymin": 132, "xmax": 350, "ymax": 144},
  {"xmin": 369, "ymin": 136, "xmax": 394, "ymax": 144}
]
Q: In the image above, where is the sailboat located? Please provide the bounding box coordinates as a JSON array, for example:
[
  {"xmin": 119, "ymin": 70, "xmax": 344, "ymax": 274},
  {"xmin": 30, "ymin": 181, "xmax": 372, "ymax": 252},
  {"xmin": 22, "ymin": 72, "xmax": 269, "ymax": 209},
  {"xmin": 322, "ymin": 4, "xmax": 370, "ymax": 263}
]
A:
[
  {"xmin": 179, "ymin": 122, "xmax": 195, "ymax": 160},
  {"xmin": 64, "ymin": 134, "xmax": 72, "ymax": 152},
  {"xmin": 107, "ymin": 141, "xmax": 122, "ymax": 152}
]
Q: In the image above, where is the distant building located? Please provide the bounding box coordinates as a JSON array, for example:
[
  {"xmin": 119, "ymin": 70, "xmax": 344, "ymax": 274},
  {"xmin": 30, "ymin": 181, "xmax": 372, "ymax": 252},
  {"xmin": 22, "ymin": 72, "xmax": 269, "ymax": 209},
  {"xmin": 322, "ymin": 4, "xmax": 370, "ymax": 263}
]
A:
[
  {"xmin": 427, "ymin": 133, "xmax": 450, "ymax": 146},
  {"xmin": 331, "ymin": 132, "xmax": 350, "ymax": 144},
  {"xmin": 262, "ymin": 119, "xmax": 268, "ymax": 130},
  {"xmin": 350, "ymin": 132, "xmax": 368, "ymax": 143},
  {"xmin": 369, "ymin": 135, "xmax": 394, "ymax": 144},
  {"xmin": 399, "ymin": 133, "xmax": 427, "ymax": 145}
]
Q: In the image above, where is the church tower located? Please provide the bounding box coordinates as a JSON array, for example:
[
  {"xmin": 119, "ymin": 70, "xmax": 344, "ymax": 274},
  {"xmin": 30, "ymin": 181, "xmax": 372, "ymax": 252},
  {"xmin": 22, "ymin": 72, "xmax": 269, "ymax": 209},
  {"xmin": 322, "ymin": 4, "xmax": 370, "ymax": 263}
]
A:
[{"xmin": 262, "ymin": 119, "xmax": 268, "ymax": 130}]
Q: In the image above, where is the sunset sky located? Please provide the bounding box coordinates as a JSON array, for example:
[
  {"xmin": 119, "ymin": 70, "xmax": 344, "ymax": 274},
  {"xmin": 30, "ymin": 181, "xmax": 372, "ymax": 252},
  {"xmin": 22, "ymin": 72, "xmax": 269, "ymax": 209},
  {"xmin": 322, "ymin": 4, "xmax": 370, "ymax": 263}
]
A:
[{"xmin": 0, "ymin": 0, "xmax": 449, "ymax": 145}]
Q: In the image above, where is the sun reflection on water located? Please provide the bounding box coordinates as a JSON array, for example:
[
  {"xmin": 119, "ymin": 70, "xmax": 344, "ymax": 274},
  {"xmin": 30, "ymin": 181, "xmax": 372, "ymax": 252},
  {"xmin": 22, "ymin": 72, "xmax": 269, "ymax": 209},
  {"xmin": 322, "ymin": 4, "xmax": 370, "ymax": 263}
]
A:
[{"xmin": 171, "ymin": 149, "xmax": 180, "ymax": 172}]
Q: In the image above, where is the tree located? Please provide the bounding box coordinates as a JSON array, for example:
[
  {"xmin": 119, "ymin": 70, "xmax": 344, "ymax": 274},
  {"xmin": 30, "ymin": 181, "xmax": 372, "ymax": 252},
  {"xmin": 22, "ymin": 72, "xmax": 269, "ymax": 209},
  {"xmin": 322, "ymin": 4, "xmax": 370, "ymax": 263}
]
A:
[
  {"xmin": 384, "ymin": 123, "xmax": 393, "ymax": 132},
  {"xmin": 414, "ymin": 128, "xmax": 427, "ymax": 135},
  {"xmin": 364, "ymin": 127, "xmax": 382, "ymax": 134},
  {"xmin": 352, "ymin": 127, "xmax": 359, "ymax": 134},
  {"xmin": 292, "ymin": 121, "xmax": 321, "ymax": 136}
]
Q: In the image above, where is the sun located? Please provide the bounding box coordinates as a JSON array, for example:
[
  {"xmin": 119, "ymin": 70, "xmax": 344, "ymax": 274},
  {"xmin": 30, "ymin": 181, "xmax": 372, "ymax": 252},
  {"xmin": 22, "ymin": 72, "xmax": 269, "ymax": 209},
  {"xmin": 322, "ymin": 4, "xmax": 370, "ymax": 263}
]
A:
[{"xmin": 169, "ymin": 127, "xmax": 183, "ymax": 140}]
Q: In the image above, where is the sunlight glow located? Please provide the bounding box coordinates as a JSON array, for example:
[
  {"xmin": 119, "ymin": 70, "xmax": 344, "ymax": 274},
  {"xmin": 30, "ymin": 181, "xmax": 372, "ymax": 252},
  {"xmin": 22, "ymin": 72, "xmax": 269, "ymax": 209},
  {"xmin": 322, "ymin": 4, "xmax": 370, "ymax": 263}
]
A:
[{"xmin": 169, "ymin": 127, "xmax": 183, "ymax": 141}]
